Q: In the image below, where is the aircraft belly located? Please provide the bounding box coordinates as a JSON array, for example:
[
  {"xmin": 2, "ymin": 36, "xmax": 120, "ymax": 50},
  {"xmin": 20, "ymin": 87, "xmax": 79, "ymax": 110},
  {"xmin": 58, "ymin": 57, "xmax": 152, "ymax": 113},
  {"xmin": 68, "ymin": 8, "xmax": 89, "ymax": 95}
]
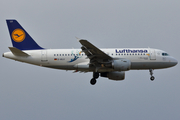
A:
[
  {"xmin": 44, "ymin": 65, "xmax": 75, "ymax": 70},
  {"xmin": 131, "ymin": 62, "xmax": 176, "ymax": 69},
  {"xmin": 43, "ymin": 65, "xmax": 114, "ymax": 72}
]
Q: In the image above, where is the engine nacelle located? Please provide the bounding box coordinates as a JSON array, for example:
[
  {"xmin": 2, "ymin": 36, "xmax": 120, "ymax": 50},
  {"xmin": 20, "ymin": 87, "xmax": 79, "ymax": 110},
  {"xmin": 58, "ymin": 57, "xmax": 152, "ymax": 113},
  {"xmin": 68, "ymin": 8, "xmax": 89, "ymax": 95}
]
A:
[
  {"xmin": 101, "ymin": 71, "xmax": 125, "ymax": 81},
  {"xmin": 112, "ymin": 59, "xmax": 131, "ymax": 71}
]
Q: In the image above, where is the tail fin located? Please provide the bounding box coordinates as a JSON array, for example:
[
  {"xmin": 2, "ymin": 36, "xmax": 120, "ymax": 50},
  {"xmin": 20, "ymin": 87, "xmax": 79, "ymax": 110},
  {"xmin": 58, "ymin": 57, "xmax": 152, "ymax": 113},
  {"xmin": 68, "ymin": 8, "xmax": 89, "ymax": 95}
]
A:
[{"xmin": 6, "ymin": 19, "xmax": 43, "ymax": 50}]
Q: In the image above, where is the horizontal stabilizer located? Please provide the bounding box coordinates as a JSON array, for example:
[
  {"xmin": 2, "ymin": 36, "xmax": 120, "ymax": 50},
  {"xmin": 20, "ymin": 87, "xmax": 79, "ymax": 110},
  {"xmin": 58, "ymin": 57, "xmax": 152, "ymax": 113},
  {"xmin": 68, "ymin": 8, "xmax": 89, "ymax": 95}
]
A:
[{"xmin": 9, "ymin": 47, "xmax": 30, "ymax": 56}]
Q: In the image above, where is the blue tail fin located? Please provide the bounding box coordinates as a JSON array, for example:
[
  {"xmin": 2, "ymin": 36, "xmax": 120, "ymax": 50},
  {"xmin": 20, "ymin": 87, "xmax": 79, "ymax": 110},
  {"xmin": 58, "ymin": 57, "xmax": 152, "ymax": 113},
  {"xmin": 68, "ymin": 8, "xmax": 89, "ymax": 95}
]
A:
[{"xmin": 6, "ymin": 19, "xmax": 43, "ymax": 50}]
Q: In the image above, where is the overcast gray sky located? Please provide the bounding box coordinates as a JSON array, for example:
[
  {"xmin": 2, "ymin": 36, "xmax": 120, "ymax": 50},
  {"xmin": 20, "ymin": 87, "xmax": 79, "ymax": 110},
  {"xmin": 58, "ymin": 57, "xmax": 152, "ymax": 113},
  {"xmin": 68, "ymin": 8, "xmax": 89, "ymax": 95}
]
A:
[{"xmin": 0, "ymin": 0, "xmax": 179, "ymax": 120}]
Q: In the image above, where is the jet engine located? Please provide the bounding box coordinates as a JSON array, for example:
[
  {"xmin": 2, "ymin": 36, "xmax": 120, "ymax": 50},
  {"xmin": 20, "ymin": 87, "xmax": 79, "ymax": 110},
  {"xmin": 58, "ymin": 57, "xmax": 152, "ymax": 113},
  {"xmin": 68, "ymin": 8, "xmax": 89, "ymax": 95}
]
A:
[
  {"xmin": 104, "ymin": 59, "xmax": 131, "ymax": 71},
  {"xmin": 112, "ymin": 59, "xmax": 131, "ymax": 71},
  {"xmin": 101, "ymin": 71, "xmax": 125, "ymax": 81}
]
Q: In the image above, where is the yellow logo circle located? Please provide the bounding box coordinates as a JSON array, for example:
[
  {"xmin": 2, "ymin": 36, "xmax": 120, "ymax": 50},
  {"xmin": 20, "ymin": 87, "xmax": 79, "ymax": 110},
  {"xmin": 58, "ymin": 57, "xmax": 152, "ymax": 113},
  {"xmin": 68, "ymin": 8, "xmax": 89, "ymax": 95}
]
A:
[{"xmin": 12, "ymin": 29, "xmax": 26, "ymax": 42}]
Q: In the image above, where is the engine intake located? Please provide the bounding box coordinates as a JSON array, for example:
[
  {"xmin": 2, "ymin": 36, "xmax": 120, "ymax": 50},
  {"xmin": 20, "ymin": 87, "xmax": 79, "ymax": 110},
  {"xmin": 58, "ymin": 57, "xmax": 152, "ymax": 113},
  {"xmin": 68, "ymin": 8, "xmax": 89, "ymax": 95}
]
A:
[{"xmin": 112, "ymin": 59, "xmax": 131, "ymax": 71}]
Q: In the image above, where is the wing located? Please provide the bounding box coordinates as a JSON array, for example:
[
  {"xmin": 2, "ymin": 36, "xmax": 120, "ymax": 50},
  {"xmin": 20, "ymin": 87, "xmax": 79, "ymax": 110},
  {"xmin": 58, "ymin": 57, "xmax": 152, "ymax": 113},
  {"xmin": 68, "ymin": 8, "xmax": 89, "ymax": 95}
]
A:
[{"xmin": 79, "ymin": 39, "xmax": 112, "ymax": 67}]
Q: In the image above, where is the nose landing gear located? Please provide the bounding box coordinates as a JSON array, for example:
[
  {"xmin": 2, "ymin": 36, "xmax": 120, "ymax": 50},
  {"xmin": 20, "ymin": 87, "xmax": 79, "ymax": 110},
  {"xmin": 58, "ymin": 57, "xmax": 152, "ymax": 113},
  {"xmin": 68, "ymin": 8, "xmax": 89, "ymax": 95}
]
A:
[
  {"xmin": 149, "ymin": 69, "xmax": 155, "ymax": 81},
  {"xmin": 90, "ymin": 72, "xmax": 99, "ymax": 85}
]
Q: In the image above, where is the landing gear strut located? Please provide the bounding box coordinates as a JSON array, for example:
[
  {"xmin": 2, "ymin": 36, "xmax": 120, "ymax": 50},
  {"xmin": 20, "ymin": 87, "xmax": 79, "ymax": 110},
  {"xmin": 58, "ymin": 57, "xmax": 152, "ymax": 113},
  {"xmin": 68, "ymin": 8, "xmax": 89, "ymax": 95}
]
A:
[
  {"xmin": 90, "ymin": 72, "xmax": 99, "ymax": 85},
  {"xmin": 149, "ymin": 69, "xmax": 155, "ymax": 81}
]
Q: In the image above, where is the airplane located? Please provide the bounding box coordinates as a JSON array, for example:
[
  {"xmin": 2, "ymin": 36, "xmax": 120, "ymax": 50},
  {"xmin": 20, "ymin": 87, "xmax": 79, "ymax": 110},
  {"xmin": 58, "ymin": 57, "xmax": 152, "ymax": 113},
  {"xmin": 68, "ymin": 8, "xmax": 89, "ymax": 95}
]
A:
[{"xmin": 3, "ymin": 19, "xmax": 178, "ymax": 85}]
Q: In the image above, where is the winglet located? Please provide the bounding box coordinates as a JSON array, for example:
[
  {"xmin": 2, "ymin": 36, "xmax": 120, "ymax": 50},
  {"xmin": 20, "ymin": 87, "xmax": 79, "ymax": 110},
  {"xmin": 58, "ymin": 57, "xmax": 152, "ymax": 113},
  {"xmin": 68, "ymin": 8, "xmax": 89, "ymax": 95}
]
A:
[
  {"xmin": 9, "ymin": 47, "xmax": 30, "ymax": 57},
  {"xmin": 75, "ymin": 37, "xmax": 81, "ymax": 42}
]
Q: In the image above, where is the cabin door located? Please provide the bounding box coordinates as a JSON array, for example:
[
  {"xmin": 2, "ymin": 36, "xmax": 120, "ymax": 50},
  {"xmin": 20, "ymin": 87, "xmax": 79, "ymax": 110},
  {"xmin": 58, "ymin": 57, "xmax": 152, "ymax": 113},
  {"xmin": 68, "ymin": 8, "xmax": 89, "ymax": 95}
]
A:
[
  {"xmin": 41, "ymin": 50, "xmax": 48, "ymax": 62},
  {"xmin": 149, "ymin": 49, "xmax": 156, "ymax": 60}
]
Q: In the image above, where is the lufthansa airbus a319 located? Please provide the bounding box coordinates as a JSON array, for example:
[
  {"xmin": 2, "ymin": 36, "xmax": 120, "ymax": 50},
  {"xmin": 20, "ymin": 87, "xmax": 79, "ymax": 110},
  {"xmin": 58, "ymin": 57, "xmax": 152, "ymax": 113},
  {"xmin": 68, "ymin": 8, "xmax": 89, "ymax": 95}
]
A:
[{"xmin": 3, "ymin": 20, "xmax": 178, "ymax": 85}]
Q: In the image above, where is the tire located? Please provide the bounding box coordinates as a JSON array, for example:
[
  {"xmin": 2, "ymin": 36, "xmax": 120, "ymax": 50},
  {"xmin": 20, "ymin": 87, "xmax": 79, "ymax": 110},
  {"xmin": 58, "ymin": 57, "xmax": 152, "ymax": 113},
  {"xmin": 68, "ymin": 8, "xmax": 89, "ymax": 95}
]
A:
[
  {"xmin": 90, "ymin": 78, "xmax": 97, "ymax": 85},
  {"xmin": 150, "ymin": 76, "xmax": 155, "ymax": 81}
]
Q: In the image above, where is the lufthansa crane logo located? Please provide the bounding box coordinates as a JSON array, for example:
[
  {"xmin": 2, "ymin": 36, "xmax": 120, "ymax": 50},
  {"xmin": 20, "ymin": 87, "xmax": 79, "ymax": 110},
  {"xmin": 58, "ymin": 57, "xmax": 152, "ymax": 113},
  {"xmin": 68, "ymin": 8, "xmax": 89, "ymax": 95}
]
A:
[{"xmin": 12, "ymin": 29, "xmax": 26, "ymax": 42}]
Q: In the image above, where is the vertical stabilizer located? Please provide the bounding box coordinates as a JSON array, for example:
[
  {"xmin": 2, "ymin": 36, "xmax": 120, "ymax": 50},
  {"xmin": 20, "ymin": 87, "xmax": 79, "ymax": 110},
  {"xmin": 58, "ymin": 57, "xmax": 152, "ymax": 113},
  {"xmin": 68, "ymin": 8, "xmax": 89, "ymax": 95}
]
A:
[{"xmin": 6, "ymin": 20, "xmax": 43, "ymax": 50}]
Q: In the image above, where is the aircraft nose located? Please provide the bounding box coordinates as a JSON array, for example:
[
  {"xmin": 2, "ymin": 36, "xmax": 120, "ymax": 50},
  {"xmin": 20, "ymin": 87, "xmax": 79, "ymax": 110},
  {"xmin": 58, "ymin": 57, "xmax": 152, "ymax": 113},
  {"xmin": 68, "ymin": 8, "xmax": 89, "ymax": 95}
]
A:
[
  {"xmin": 174, "ymin": 59, "xmax": 178, "ymax": 65},
  {"xmin": 171, "ymin": 57, "xmax": 178, "ymax": 66}
]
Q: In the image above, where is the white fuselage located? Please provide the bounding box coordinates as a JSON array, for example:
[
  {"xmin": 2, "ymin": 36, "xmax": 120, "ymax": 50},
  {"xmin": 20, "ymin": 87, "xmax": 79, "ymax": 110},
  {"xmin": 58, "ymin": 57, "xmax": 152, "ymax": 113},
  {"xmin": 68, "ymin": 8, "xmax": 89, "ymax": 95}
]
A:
[{"xmin": 3, "ymin": 48, "xmax": 178, "ymax": 72}]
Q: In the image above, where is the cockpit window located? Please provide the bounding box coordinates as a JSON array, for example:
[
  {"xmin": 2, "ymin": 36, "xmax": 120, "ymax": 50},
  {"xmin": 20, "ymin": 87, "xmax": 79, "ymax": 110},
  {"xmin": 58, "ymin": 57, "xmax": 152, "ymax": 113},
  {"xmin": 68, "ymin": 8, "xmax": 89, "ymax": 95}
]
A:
[{"xmin": 162, "ymin": 53, "xmax": 169, "ymax": 56}]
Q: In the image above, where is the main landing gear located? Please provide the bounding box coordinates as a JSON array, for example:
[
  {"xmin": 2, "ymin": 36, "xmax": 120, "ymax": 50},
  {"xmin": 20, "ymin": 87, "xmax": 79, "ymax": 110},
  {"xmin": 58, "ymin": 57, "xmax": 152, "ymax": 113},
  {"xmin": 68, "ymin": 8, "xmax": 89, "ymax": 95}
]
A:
[
  {"xmin": 90, "ymin": 72, "xmax": 99, "ymax": 85},
  {"xmin": 149, "ymin": 69, "xmax": 155, "ymax": 81}
]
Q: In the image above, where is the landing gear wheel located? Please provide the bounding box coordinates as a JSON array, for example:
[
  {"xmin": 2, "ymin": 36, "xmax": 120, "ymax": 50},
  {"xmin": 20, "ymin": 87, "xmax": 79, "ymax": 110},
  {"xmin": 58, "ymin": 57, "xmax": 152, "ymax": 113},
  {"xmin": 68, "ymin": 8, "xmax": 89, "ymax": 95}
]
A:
[
  {"xmin": 90, "ymin": 78, "xmax": 97, "ymax": 85},
  {"xmin": 149, "ymin": 69, "xmax": 155, "ymax": 81},
  {"xmin": 150, "ymin": 76, "xmax": 155, "ymax": 81}
]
